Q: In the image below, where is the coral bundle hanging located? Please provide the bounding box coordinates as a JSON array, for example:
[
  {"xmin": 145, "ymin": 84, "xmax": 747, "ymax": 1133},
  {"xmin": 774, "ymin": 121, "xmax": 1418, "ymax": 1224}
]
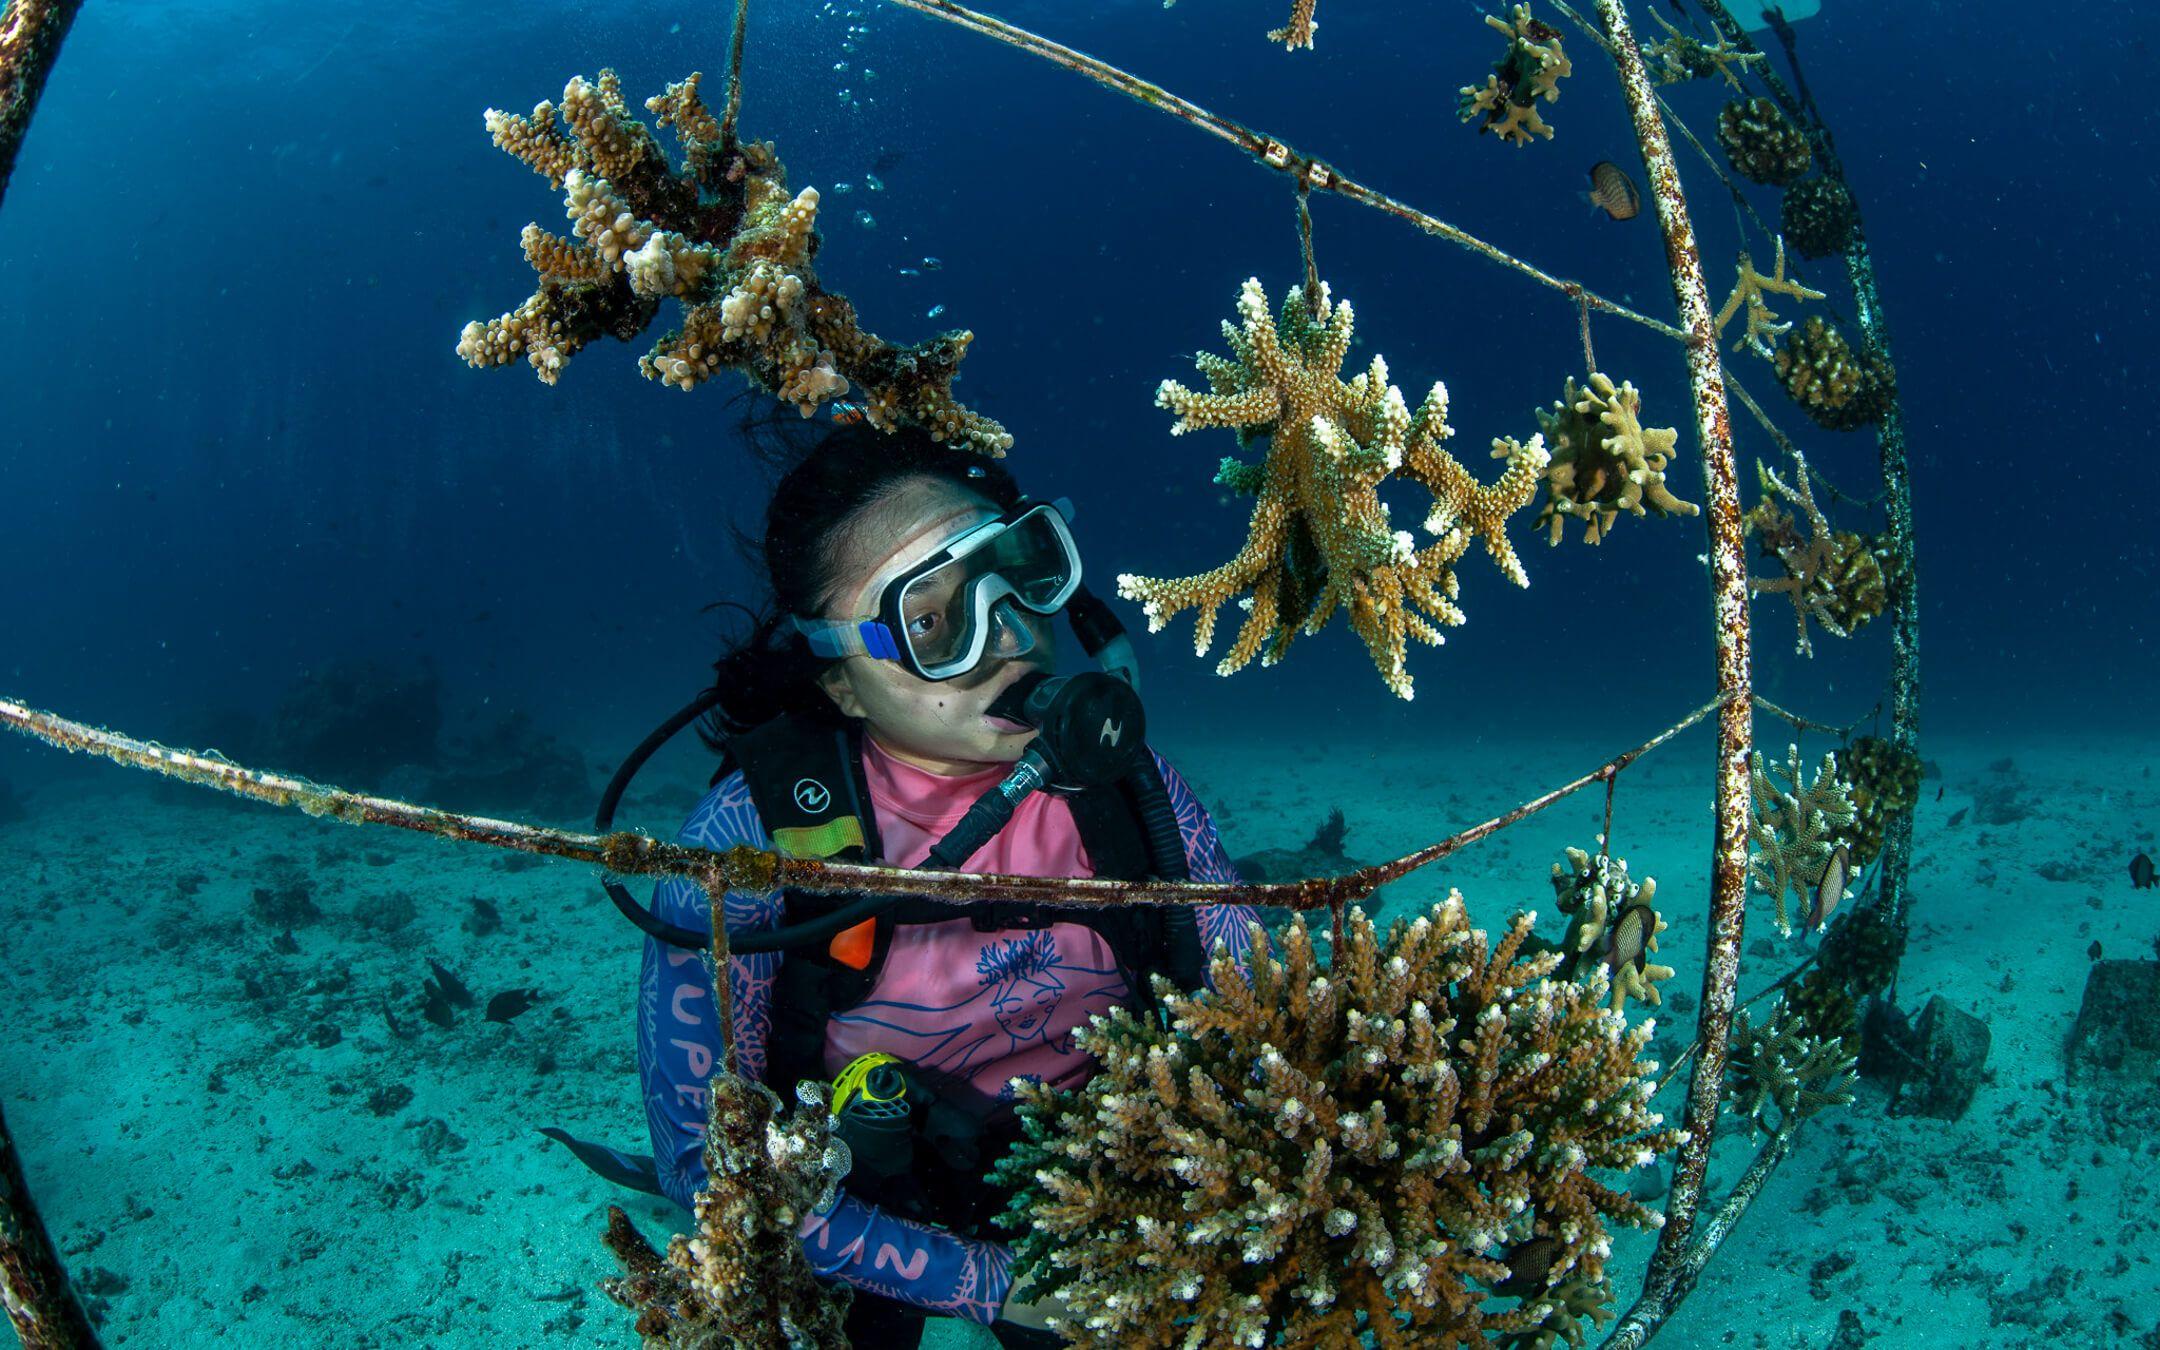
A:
[{"xmin": 458, "ymin": 69, "xmax": 1012, "ymax": 455}]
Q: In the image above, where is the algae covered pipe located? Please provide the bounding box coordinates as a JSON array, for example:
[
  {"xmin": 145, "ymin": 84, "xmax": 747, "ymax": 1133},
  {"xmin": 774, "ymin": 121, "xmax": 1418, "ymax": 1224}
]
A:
[
  {"xmin": 1, "ymin": 1100, "xmax": 100, "ymax": 1350},
  {"xmin": 1585, "ymin": 0, "xmax": 1757, "ymax": 1343},
  {"xmin": 0, "ymin": 0, "xmax": 84, "ymax": 209}
]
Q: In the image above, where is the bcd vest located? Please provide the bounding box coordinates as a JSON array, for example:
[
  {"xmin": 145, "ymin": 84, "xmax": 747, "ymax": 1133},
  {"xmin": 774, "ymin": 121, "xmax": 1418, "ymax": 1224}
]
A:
[{"xmin": 717, "ymin": 717, "xmax": 1209, "ymax": 1235}]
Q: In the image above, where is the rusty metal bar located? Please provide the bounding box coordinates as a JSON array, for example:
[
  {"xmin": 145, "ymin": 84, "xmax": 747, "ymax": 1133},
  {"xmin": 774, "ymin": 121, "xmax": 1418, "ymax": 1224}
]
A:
[
  {"xmin": 1845, "ymin": 240, "xmax": 1920, "ymax": 928},
  {"xmin": 1, "ymin": 1099, "xmax": 99, "ymax": 1350},
  {"xmin": 0, "ymin": 0, "xmax": 84, "ymax": 209},
  {"xmin": 0, "ymin": 690, "xmax": 1721, "ymax": 923},
  {"xmin": 1604, "ymin": 1124, "xmax": 1798, "ymax": 1348},
  {"xmin": 1358, "ymin": 693, "xmax": 1727, "ymax": 888},
  {"xmin": 718, "ymin": 0, "xmax": 750, "ymax": 154},
  {"xmin": 1589, "ymin": 0, "xmax": 1754, "ymax": 1333}
]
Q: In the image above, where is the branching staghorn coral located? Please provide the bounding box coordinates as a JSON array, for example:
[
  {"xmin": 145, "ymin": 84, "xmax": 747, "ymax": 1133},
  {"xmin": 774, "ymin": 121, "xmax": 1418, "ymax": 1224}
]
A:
[
  {"xmin": 1164, "ymin": 0, "xmax": 1319, "ymax": 51},
  {"xmin": 1460, "ymin": 4, "xmax": 1573, "ymax": 146},
  {"xmin": 1712, "ymin": 237, "xmax": 1824, "ymax": 360},
  {"xmin": 601, "ymin": 1071, "xmax": 854, "ymax": 1347},
  {"xmin": 991, "ymin": 897, "xmax": 1681, "ymax": 1349},
  {"xmin": 1745, "ymin": 456, "xmax": 1886, "ymax": 655},
  {"xmin": 1528, "ymin": 373, "xmax": 1699, "ymax": 546},
  {"xmin": 1746, "ymin": 743, "xmax": 1857, "ymax": 937},
  {"xmin": 1269, "ymin": 0, "xmax": 1319, "ymax": 50},
  {"xmin": 459, "ymin": 69, "xmax": 1013, "ymax": 454},
  {"xmin": 1724, "ymin": 998, "xmax": 1858, "ymax": 1136},
  {"xmin": 1119, "ymin": 278, "xmax": 1545, "ymax": 701},
  {"xmin": 1778, "ymin": 966, "xmax": 1857, "ymax": 1050},
  {"xmin": 1641, "ymin": 10, "xmax": 1763, "ymax": 91},
  {"xmin": 1549, "ymin": 845, "xmax": 1676, "ymax": 1013}
]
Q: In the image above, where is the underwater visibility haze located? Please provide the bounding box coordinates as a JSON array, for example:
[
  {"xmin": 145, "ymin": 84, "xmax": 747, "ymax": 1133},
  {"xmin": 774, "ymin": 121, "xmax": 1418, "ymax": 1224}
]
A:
[{"xmin": 2, "ymin": 0, "xmax": 2158, "ymax": 1346}]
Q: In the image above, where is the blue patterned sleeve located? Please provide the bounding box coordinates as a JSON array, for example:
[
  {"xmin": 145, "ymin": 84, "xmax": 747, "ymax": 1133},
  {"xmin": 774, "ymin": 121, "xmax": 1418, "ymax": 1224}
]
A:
[
  {"xmin": 636, "ymin": 771, "xmax": 784, "ymax": 1209},
  {"xmin": 1151, "ymin": 752, "xmax": 1259, "ymax": 982},
  {"xmin": 633, "ymin": 771, "xmax": 1020, "ymax": 1324}
]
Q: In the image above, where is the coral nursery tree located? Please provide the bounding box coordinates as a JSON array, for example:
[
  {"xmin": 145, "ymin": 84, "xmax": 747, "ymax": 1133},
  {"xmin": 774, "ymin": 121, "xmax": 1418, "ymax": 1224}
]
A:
[{"xmin": 0, "ymin": 0, "xmax": 1917, "ymax": 1346}]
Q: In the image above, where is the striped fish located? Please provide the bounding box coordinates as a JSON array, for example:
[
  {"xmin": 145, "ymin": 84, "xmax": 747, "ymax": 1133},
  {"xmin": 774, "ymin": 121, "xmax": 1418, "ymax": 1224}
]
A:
[
  {"xmin": 1807, "ymin": 843, "xmax": 1852, "ymax": 931},
  {"xmin": 1584, "ymin": 161, "xmax": 1642, "ymax": 221}
]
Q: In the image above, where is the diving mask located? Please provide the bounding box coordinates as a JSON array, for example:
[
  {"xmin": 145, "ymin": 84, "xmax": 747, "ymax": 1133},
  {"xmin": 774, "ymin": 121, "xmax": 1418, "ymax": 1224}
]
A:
[{"xmin": 793, "ymin": 498, "xmax": 1082, "ymax": 682}]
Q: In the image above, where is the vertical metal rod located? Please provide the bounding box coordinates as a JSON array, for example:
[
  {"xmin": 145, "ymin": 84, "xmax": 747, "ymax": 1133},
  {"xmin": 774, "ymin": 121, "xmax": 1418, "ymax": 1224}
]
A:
[
  {"xmin": 0, "ymin": 0, "xmax": 85, "ymax": 209},
  {"xmin": 1845, "ymin": 239, "xmax": 1920, "ymax": 928},
  {"xmin": 1, "ymin": 1100, "xmax": 100, "ymax": 1349},
  {"xmin": 1591, "ymin": 0, "xmax": 1755, "ymax": 1301},
  {"xmin": 707, "ymin": 885, "xmax": 741, "ymax": 1078},
  {"xmin": 718, "ymin": 0, "xmax": 751, "ymax": 154}
]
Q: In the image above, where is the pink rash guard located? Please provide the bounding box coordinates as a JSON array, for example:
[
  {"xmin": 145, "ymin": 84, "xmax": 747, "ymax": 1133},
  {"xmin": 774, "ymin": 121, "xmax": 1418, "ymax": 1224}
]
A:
[
  {"xmin": 818, "ymin": 738, "xmax": 1125, "ymax": 1112},
  {"xmin": 635, "ymin": 736, "xmax": 1255, "ymax": 1324}
]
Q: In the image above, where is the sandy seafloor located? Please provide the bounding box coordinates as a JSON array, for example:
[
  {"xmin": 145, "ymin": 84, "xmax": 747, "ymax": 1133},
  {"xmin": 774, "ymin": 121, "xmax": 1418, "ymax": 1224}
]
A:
[{"xmin": 3, "ymin": 723, "xmax": 2155, "ymax": 1349}]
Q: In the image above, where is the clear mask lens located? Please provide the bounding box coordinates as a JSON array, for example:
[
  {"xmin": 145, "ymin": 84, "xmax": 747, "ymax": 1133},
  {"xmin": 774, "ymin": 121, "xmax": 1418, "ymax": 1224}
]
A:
[{"xmin": 895, "ymin": 507, "xmax": 1074, "ymax": 675}]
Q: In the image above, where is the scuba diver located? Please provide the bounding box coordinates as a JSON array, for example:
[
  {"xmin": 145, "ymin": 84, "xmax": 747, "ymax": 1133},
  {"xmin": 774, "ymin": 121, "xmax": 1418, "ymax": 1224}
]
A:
[{"xmin": 617, "ymin": 422, "xmax": 1259, "ymax": 1344}]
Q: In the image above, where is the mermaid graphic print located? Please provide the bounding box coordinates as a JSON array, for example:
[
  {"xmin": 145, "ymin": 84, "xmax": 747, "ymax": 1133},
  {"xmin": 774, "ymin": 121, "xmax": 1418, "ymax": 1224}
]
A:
[{"xmin": 819, "ymin": 920, "xmax": 1132, "ymax": 1107}]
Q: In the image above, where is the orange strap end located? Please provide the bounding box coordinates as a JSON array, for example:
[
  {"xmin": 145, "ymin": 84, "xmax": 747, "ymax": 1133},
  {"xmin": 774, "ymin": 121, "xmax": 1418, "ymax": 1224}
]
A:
[{"xmin": 828, "ymin": 919, "xmax": 877, "ymax": 971}]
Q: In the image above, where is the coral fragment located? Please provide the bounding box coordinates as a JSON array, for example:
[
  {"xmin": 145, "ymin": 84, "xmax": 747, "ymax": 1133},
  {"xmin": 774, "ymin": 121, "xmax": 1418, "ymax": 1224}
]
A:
[
  {"xmin": 1460, "ymin": 5, "xmax": 1572, "ymax": 146},
  {"xmin": 1746, "ymin": 743, "xmax": 1858, "ymax": 937},
  {"xmin": 1528, "ymin": 373, "xmax": 1699, "ymax": 545},
  {"xmin": 460, "ymin": 69, "xmax": 1011, "ymax": 453},
  {"xmin": 1119, "ymin": 279, "xmax": 1543, "ymax": 699}
]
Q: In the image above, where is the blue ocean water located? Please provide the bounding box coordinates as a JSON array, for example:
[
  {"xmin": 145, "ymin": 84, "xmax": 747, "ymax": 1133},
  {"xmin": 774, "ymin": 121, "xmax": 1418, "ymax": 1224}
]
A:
[{"xmin": 2, "ymin": 0, "xmax": 2157, "ymax": 1345}]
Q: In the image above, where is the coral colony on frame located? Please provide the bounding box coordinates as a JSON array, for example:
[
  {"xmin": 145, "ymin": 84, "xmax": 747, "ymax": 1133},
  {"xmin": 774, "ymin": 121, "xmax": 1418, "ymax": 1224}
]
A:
[
  {"xmin": 1117, "ymin": 278, "xmax": 1546, "ymax": 702},
  {"xmin": 459, "ymin": 69, "xmax": 1014, "ymax": 455}
]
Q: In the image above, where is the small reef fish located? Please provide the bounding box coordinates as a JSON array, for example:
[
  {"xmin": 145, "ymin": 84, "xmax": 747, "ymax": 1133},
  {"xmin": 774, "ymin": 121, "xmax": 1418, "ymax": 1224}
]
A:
[
  {"xmin": 1583, "ymin": 161, "xmax": 1642, "ymax": 221},
  {"xmin": 855, "ymin": 210, "xmax": 877, "ymax": 229},
  {"xmin": 422, "ymin": 958, "xmax": 475, "ymax": 1028},
  {"xmin": 865, "ymin": 172, "xmax": 885, "ymax": 191},
  {"xmin": 2132, "ymin": 851, "xmax": 2157, "ymax": 890},
  {"xmin": 1606, "ymin": 903, "xmax": 1653, "ymax": 975},
  {"xmin": 832, "ymin": 181, "xmax": 854, "ymax": 194},
  {"xmin": 920, "ymin": 256, "xmax": 943, "ymax": 271},
  {"xmin": 2088, "ymin": 940, "xmax": 2104, "ymax": 961},
  {"xmin": 1947, "ymin": 807, "xmax": 1968, "ymax": 827},
  {"xmin": 897, "ymin": 266, "xmax": 921, "ymax": 277},
  {"xmin": 830, "ymin": 401, "xmax": 870, "ymax": 426},
  {"xmin": 1495, "ymin": 1236, "xmax": 1560, "ymax": 1298},
  {"xmin": 1807, "ymin": 843, "xmax": 1851, "ymax": 931},
  {"xmin": 428, "ymin": 958, "xmax": 475, "ymax": 1007},
  {"xmin": 487, "ymin": 988, "xmax": 543, "ymax": 1023},
  {"xmin": 926, "ymin": 303, "xmax": 946, "ymax": 319}
]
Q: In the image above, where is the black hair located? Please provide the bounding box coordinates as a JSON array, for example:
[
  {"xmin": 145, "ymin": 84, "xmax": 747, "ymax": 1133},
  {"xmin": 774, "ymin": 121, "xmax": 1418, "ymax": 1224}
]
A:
[{"xmin": 697, "ymin": 415, "xmax": 1023, "ymax": 757}]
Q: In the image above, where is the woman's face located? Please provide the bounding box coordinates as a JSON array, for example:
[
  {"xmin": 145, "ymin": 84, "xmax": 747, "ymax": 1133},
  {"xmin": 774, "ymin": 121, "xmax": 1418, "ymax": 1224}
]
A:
[{"xmin": 815, "ymin": 476, "xmax": 1057, "ymax": 774}]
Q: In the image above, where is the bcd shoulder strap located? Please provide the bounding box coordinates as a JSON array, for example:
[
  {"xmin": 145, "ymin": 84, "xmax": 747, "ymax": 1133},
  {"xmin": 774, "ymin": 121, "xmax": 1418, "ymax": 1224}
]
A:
[{"xmin": 727, "ymin": 711, "xmax": 1194, "ymax": 1101}]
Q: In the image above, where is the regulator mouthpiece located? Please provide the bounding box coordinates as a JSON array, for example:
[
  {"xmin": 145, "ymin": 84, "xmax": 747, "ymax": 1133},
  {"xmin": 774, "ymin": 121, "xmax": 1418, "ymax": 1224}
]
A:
[{"xmin": 987, "ymin": 671, "xmax": 1147, "ymax": 790}]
